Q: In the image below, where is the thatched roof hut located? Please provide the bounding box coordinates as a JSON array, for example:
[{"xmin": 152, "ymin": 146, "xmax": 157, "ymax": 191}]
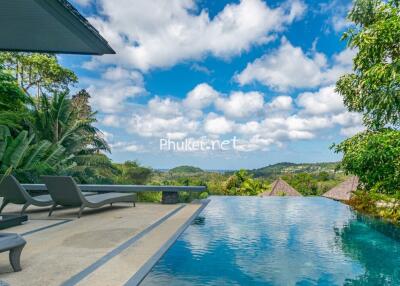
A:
[
  {"xmin": 260, "ymin": 178, "xmax": 302, "ymax": 197},
  {"xmin": 322, "ymin": 176, "xmax": 359, "ymax": 201}
]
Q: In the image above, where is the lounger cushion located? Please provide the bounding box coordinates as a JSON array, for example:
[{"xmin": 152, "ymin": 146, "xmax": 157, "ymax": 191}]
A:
[
  {"xmin": 0, "ymin": 233, "xmax": 26, "ymax": 252},
  {"xmin": 31, "ymin": 194, "xmax": 53, "ymax": 203},
  {"xmin": 86, "ymin": 193, "xmax": 133, "ymax": 204}
]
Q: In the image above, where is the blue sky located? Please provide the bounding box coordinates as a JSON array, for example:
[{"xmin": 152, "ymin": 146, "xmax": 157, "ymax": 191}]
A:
[{"xmin": 61, "ymin": 0, "xmax": 361, "ymax": 170}]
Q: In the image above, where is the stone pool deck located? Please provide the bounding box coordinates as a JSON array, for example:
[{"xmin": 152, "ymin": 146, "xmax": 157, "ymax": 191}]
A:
[{"xmin": 0, "ymin": 200, "xmax": 207, "ymax": 285}]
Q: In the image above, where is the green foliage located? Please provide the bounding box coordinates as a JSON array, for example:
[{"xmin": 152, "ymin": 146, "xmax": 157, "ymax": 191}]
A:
[
  {"xmin": 348, "ymin": 191, "xmax": 400, "ymax": 223},
  {"xmin": 282, "ymin": 173, "xmax": 319, "ymax": 196},
  {"xmin": 114, "ymin": 161, "xmax": 152, "ymax": 185},
  {"xmin": 223, "ymin": 169, "xmax": 267, "ymax": 196},
  {"xmin": 336, "ymin": 0, "xmax": 400, "ymax": 129},
  {"xmin": 251, "ymin": 162, "xmax": 340, "ymax": 178},
  {"xmin": 169, "ymin": 165, "xmax": 203, "ymax": 173},
  {"xmin": 333, "ymin": 129, "xmax": 400, "ymax": 194},
  {"xmin": 31, "ymin": 92, "xmax": 109, "ymax": 154},
  {"xmin": 0, "ymin": 125, "xmax": 70, "ymax": 182},
  {"xmin": 0, "ymin": 52, "xmax": 77, "ymax": 98},
  {"xmin": 0, "ymin": 69, "xmax": 31, "ymax": 130}
]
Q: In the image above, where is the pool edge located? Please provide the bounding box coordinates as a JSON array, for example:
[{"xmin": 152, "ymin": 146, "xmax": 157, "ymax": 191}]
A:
[{"xmin": 127, "ymin": 199, "xmax": 211, "ymax": 286}]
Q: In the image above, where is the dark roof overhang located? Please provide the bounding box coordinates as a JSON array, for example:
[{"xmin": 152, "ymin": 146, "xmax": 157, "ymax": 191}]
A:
[{"xmin": 0, "ymin": 0, "xmax": 115, "ymax": 55}]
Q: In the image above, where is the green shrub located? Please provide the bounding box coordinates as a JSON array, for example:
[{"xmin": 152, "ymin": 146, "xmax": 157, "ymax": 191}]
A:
[{"xmin": 333, "ymin": 129, "xmax": 400, "ymax": 194}]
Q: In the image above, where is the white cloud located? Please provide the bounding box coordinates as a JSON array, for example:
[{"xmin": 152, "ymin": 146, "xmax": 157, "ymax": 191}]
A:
[
  {"xmin": 148, "ymin": 97, "xmax": 181, "ymax": 118},
  {"xmin": 297, "ymin": 85, "xmax": 346, "ymax": 115},
  {"xmin": 110, "ymin": 141, "xmax": 142, "ymax": 152},
  {"xmin": 340, "ymin": 125, "xmax": 365, "ymax": 137},
  {"xmin": 128, "ymin": 114, "xmax": 199, "ymax": 138},
  {"xmin": 215, "ymin": 91, "xmax": 264, "ymax": 118},
  {"xmin": 332, "ymin": 112, "xmax": 362, "ymax": 126},
  {"xmin": 102, "ymin": 114, "xmax": 123, "ymax": 127},
  {"xmin": 183, "ymin": 83, "xmax": 219, "ymax": 110},
  {"xmin": 87, "ymin": 67, "xmax": 145, "ymax": 113},
  {"xmin": 204, "ymin": 114, "xmax": 235, "ymax": 134},
  {"xmin": 267, "ymin": 95, "xmax": 293, "ymax": 111},
  {"xmin": 236, "ymin": 39, "xmax": 355, "ymax": 91},
  {"xmin": 72, "ymin": 0, "xmax": 91, "ymax": 7},
  {"xmin": 84, "ymin": 0, "xmax": 306, "ymax": 71}
]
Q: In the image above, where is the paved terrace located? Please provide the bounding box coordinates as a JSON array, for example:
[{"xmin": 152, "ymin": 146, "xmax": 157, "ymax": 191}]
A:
[{"xmin": 0, "ymin": 199, "xmax": 208, "ymax": 285}]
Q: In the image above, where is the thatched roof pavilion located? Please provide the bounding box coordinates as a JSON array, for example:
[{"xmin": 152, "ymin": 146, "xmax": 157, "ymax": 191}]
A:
[
  {"xmin": 260, "ymin": 178, "xmax": 302, "ymax": 197},
  {"xmin": 322, "ymin": 176, "xmax": 359, "ymax": 201}
]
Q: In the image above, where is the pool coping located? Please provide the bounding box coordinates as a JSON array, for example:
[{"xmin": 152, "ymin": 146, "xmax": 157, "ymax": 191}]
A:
[
  {"xmin": 126, "ymin": 199, "xmax": 210, "ymax": 286},
  {"xmin": 61, "ymin": 204, "xmax": 187, "ymax": 286}
]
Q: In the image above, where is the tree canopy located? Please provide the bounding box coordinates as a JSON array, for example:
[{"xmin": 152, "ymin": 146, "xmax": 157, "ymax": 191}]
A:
[{"xmin": 336, "ymin": 0, "xmax": 400, "ymax": 129}]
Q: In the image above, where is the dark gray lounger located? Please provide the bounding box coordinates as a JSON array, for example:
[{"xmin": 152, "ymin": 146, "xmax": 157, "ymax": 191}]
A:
[
  {"xmin": 0, "ymin": 175, "xmax": 53, "ymax": 214},
  {"xmin": 42, "ymin": 176, "xmax": 136, "ymax": 218},
  {"xmin": 0, "ymin": 233, "xmax": 26, "ymax": 272}
]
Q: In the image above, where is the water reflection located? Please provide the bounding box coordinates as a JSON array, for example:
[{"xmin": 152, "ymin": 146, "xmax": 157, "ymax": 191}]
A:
[
  {"xmin": 141, "ymin": 197, "xmax": 400, "ymax": 286},
  {"xmin": 336, "ymin": 217, "xmax": 400, "ymax": 285}
]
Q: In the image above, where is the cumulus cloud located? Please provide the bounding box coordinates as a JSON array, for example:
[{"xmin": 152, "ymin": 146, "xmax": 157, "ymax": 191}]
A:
[
  {"xmin": 236, "ymin": 39, "xmax": 355, "ymax": 91},
  {"xmin": 183, "ymin": 83, "xmax": 219, "ymax": 110},
  {"xmin": 94, "ymin": 80, "xmax": 363, "ymax": 153},
  {"xmin": 204, "ymin": 114, "xmax": 235, "ymax": 135},
  {"xmin": 102, "ymin": 114, "xmax": 123, "ymax": 127},
  {"xmin": 267, "ymin": 95, "xmax": 293, "ymax": 111},
  {"xmin": 297, "ymin": 85, "xmax": 346, "ymax": 115},
  {"xmin": 215, "ymin": 91, "xmax": 264, "ymax": 118},
  {"xmin": 84, "ymin": 0, "xmax": 306, "ymax": 71},
  {"xmin": 87, "ymin": 67, "xmax": 145, "ymax": 113},
  {"xmin": 110, "ymin": 141, "xmax": 142, "ymax": 152},
  {"xmin": 148, "ymin": 97, "xmax": 181, "ymax": 118},
  {"xmin": 72, "ymin": 0, "xmax": 91, "ymax": 7},
  {"xmin": 128, "ymin": 114, "xmax": 199, "ymax": 138}
]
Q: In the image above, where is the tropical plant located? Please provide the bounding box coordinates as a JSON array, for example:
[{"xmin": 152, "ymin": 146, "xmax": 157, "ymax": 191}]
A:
[
  {"xmin": 336, "ymin": 0, "xmax": 400, "ymax": 129},
  {"xmin": 0, "ymin": 125, "xmax": 70, "ymax": 174},
  {"xmin": 332, "ymin": 129, "xmax": 400, "ymax": 194},
  {"xmin": 31, "ymin": 92, "xmax": 109, "ymax": 155}
]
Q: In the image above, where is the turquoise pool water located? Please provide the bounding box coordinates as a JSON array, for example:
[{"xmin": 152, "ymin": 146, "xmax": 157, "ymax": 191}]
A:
[{"xmin": 141, "ymin": 197, "xmax": 400, "ymax": 285}]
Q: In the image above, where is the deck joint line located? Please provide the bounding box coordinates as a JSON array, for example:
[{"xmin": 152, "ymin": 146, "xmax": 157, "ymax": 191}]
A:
[
  {"xmin": 126, "ymin": 199, "xmax": 210, "ymax": 286},
  {"xmin": 61, "ymin": 204, "xmax": 186, "ymax": 286},
  {"xmin": 21, "ymin": 219, "xmax": 72, "ymax": 237}
]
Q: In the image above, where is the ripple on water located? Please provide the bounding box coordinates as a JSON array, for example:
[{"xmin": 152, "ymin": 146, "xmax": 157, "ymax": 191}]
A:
[{"xmin": 142, "ymin": 196, "xmax": 400, "ymax": 286}]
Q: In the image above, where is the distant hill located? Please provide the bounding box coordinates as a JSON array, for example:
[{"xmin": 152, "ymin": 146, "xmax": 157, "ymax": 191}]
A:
[
  {"xmin": 169, "ymin": 165, "xmax": 204, "ymax": 173},
  {"xmin": 250, "ymin": 162, "xmax": 340, "ymax": 178}
]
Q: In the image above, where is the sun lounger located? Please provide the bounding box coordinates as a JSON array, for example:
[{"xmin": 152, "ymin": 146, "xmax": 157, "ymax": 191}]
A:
[
  {"xmin": 42, "ymin": 176, "xmax": 135, "ymax": 218},
  {"xmin": 0, "ymin": 233, "xmax": 26, "ymax": 272},
  {"xmin": 0, "ymin": 175, "xmax": 53, "ymax": 214}
]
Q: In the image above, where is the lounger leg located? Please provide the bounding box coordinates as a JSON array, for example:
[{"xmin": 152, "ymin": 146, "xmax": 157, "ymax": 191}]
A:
[
  {"xmin": 9, "ymin": 245, "xmax": 25, "ymax": 272},
  {"xmin": 78, "ymin": 206, "xmax": 85, "ymax": 218},
  {"xmin": 21, "ymin": 203, "xmax": 30, "ymax": 215},
  {"xmin": 110, "ymin": 203, "xmax": 113, "ymax": 207},
  {"xmin": 0, "ymin": 199, "xmax": 9, "ymax": 213},
  {"xmin": 48, "ymin": 203, "xmax": 57, "ymax": 217}
]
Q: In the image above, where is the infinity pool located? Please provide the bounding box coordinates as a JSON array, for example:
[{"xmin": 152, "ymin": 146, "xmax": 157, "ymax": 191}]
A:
[{"xmin": 141, "ymin": 197, "xmax": 400, "ymax": 285}]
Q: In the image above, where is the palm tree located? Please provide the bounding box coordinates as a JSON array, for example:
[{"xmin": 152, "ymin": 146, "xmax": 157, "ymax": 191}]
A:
[{"xmin": 31, "ymin": 92, "xmax": 109, "ymax": 155}]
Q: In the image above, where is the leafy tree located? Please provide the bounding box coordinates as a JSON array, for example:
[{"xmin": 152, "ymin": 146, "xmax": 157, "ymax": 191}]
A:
[
  {"xmin": 224, "ymin": 169, "xmax": 266, "ymax": 196},
  {"xmin": 115, "ymin": 161, "xmax": 152, "ymax": 185},
  {"xmin": 333, "ymin": 129, "xmax": 400, "ymax": 194},
  {"xmin": 72, "ymin": 89, "xmax": 92, "ymax": 119},
  {"xmin": 282, "ymin": 173, "xmax": 319, "ymax": 196},
  {"xmin": 336, "ymin": 0, "xmax": 400, "ymax": 129},
  {"xmin": 0, "ymin": 69, "xmax": 32, "ymax": 130},
  {"xmin": 0, "ymin": 52, "xmax": 77, "ymax": 99}
]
